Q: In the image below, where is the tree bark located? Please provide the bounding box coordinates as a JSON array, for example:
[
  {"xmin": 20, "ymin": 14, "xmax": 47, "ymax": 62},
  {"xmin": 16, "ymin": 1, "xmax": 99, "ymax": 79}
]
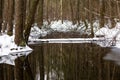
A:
[
  {"xmin": 100, "ymin": 0, "xmax": 105, "ymax": 28},
  {"xmin": 76, "ymin": 0, "xmax": 80, "ymax": 25},
  {"xmin": 7, "ymin": 0, "xmax": 14, "ymax": 36},
  {"xmin": 70, "ymin": 0, "xmax": 75, "ymax": 24},
  {"xmin": 39, "ymin": 45, "xmax": 44, "ymax": 80},
  {"xmin": 24, "ymin": 0, "xmax": 40, "ymax": 43},
  {"xmin": 14, "ymin": 58, "xmax": 24, "ymax": 80},
  {"xmin": 89, "ymin": 0, "xmax": 94, "ymax": 37},
  {"xmin": 0, "ymin": 64, "xmax": 4, "ymax": 80},
  {"xmin": 0, "ymin": 0, "xmax": 3, "ymax": 33},
  {"xmin": 37, "ymin": 0, "xmax": 43, "ymax": 28},
  {"xmin": 2, "ymin": 0, "xmax": 8, "ymax": 32},
  {"xmin": 14, "ymin": 0, "xmax": 24, "ymax": 46},
  {"xmin": 60, "ymin": 0, "xmax": 63, "ymax": 23},
  {"xmin": 110, "ymin": 0, "xmax": 116, "ymax": 28}
]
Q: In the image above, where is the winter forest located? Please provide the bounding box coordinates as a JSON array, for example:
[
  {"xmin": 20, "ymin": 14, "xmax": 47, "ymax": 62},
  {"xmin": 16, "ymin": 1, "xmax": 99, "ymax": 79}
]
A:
[{"xmin": 1, "ymin": 0, "xmax": 120, "ymax": 80}]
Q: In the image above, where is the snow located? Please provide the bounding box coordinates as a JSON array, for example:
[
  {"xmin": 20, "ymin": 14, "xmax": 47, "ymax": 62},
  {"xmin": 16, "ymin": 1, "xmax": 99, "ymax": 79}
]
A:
[
  {"xmin": 0, "ymin": 34, "xmax": 32, "ymax": 65},
  {"xmin": 1, "ymin": 20, "xmax": 120, "ymax": 65},
  {"xmin": 29, "ymin": 20, "xmax": 120, "ymax": 47},
  {"xmin": 50, "ymin": 20, "xmax": 77, "ymax": 32},
  {"xmin": 30, "ymin": 20, "xmax": 100, "ymax": 39}
]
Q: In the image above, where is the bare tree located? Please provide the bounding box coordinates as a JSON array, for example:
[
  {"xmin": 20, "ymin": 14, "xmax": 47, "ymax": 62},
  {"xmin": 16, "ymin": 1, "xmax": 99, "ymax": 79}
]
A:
[
  {"xmin": 2, "ymin": 0, "xmax": 8, "ymax": 32},
  {"xmin": 89, "ymin": 0, "xmax": 94, "ymax": 37},
  {"xmin": 0, "ymin": 0, "xmax": 3, "ymax": 33},
  {"xmin": 37, "ymin": 0, "xmax": 44, "ymax": 28},
  {"xmin": 76, "ymin": 0, "xmax": 80, "ymax": 25},
  {"xmin": 7, "ymin": 0, "xmax": 14, "ymax": 36},
  {"xmin": 110, "ymin": 0, "xmax": 116, "ymax": 28},
  {"xmin": 69, "ymin": 0, "xmax": 74, "ymax": 24},
  {"xmin": 14, "ymin": 0, "xmax": 24, "ymax": 46},
  {"xmin": 100, "ymin": 0, "xmax": 105, "ymax": 28},
  {"xmin": 24, "ymin": 0, "xmax": 40, "ymax": 43},
  {"xmin": 60, "ymin": 0, "xmax": 63, "ymax": 23}
]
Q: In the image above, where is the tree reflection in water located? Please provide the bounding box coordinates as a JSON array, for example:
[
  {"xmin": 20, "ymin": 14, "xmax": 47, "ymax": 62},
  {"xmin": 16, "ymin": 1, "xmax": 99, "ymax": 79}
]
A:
[{"xmin": 1, "ymin": 43, "xmax": 120, "ymax": 80}]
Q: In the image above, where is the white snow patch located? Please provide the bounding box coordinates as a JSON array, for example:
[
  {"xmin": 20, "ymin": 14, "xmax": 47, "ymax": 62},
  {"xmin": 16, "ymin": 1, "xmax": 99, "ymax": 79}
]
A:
[
  {"xmin": 0, "ymin": 34, "xmax": 32, "ymax": 65},
  {"xmin": 50, "ymin": 20, "xmax": 77, "ymax": 32}
]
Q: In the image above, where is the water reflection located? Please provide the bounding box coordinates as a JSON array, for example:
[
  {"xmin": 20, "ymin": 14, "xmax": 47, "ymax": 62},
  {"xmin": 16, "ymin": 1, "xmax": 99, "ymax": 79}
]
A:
[
  {"xmin": 104, "ymin": 47, "xmax": 120, "ymax": 65},
  {"xmin": 29, "ymin": 43, "xmax": 112, "ymax": 80},
  {"xmin": 2, "ymin": 43, "xmax": 120, "ymax": 80}
]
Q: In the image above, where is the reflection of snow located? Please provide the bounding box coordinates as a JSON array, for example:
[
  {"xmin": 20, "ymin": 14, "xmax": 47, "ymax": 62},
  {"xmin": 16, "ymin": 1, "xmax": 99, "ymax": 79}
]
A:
[
  {"xmin": 104, "ymin": 48, "xmax": 120, "ymax": 65},
  {"xmin": 0, "ymin": 34, "xmax": 32, "ymax": 65},
  {"xmin": 1, "ymin": 20, "xmax": 120, "ymax": 65}
]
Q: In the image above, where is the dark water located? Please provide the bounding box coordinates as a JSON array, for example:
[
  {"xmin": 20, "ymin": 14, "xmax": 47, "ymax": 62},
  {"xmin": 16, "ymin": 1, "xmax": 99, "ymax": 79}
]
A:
[{"xmin": 1, "ymin": 43, "xmax": 120, "ymax": 80}]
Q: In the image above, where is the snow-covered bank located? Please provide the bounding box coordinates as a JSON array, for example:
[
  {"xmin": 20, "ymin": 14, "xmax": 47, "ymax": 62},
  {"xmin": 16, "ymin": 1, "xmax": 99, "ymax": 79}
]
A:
[
  {"xmin": 0, "ymin": 34, "xmax": 32, "ymax": 65},
  {"xmin": 30, "ymin": 20, "xmax": 120, "ymax": 47},
  {"xmin": 95, "ymin": 22, "xmax": 120, "ymax": 48},
  {"xmin": 1, "ymin": 20, "xmax": 120, "ymax": 65},
  {"xmin": 30, "ymin": 20, "xmax": 99, "ymax": 39}
]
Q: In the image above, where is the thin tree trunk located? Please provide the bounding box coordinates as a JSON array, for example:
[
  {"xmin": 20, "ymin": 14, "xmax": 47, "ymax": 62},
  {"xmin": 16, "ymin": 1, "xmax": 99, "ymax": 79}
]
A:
[
  {"xmin": 76, "ymin": 0, "xmax": 80, "ymax": 25},
  {"xmin": 2, "ymin": 0, "xmax": 8, "ymax": 32},
  {"xmin": 89, "ymin": 0, "xmax": 94, "ymax": 37},
  {"xmin": 70, "ymin": 0, "xmax": 75, "ymax": 24},
  {"xmin": 7, "ymin": 0, "xmax": 14, "ymax": 36},
  {"xmin": 60, "ymin": 0, "xmax": 63, "ymax": 23},
  {"xmin": 23, "ymin": 0, "xmax": 27, "ymax": 29},
  {"xmin": 39, "ymin": 45, "xmax": 44, "ymax": 80},
  {"xmin": 24, "ymin": 57, "xmax": 34, "ymax": 80},
  {"xmin": 46, "ymin": 0, "xmax": 49, "ymax": 23},
  {"xmin": 14, "ymin": 58, "xmax": 24, "ymax": 80},
  {"xmin": 14, "ymin": 0, "xmax": 24, "ymax": 46},
  {"xmin": 24, "ymin": 0, "xmax": 40, "ymax": 43},
  {"xmin": 100, "ymin": 0, "xmax": 105, "ymax": 28},
  {"xmin": 37, "ymin": 0, "xmax": 43, "ymax": 28},
  {"xmin": 0, "ymin": 64, "xmax": 4, "ymax": 80},
  {"xmin": 0, "ymin": 0, "xmax": 3, "ymax": 33},
  {"xmin": 110, "ymin": 0, "xmax": 116, "ymax": 28}
]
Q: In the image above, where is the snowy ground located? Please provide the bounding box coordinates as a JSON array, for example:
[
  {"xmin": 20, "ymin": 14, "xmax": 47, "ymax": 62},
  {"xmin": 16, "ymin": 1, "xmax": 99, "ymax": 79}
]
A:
[
  {"xmin": 1, "ymin": 20, "xmax": 120, "ymax": 65},
  {"xmin": 0, "ymin": 35, "xmax": 32, "ymax": 65}
]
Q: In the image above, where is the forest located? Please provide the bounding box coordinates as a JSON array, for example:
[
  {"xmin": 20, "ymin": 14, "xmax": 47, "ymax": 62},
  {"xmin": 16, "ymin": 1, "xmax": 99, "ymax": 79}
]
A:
[
  {"xmin": 0, "ymin": 0, "xmax": 120, "ymax": 44},
  {"xmin": 1, "ymin": 0, "xmax": 120, "ymax": 80}
]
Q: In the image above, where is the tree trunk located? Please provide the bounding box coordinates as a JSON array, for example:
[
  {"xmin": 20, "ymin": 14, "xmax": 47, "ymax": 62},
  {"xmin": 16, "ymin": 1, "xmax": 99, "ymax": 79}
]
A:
[
  {"xmin": 110, "ymin": 0, "xmax": 116, "ymax": 28},
  {"xmin": 7, "ymin": 0, "xmax": 14, "ymax": 36},
  {"xmin": 14, "ymin": 0, "xmax": 24, "ymax": 46},
  {"xmin": 39, "ymin": 45, "xmax": 44, "ymax": 80},
  {"xmin": 100, "ymin": 0, "xmax": 105, "ymax": 28},
  {"xmin": 76, "ymin": 0, "xmax": 80, "ymax": 25},
  {"xmin": 89, "ymin": 0, "xmax": 94, "ymax": 37},
  {"xmin": 14, "ymin": 58, "xmax": 24, "ymax": 80},
  {"xmin": 0, "ymin": 0, "xmax": 3, "ymax": 33},
  {"xmin": 23, "ymin": 0, "xmax": 27, "ymax": 29},
  {"xmin": 0, "ymin": 64, "xmax": 4, "ymax": 80},
  {"xmin": 60, "ymin": 0, "xmax": 63, "ymax": 23},
  {"xmin": 37, "ymin": 0, "xmax": 43, "ymax": 28},
  {"xmin": 2, "ymin": 0, "xmax": 8, "ymax": 32},
  {"xmin": 70, "ymin": 0, "xmax": 75, "ymax": 24},
  {"xmin": 24, "ymin": 57, "xmax": 34, "ymax": 80},
  {"xmin": 24, "ymin": 0, "xmax": 40, "ymax": 43}
]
